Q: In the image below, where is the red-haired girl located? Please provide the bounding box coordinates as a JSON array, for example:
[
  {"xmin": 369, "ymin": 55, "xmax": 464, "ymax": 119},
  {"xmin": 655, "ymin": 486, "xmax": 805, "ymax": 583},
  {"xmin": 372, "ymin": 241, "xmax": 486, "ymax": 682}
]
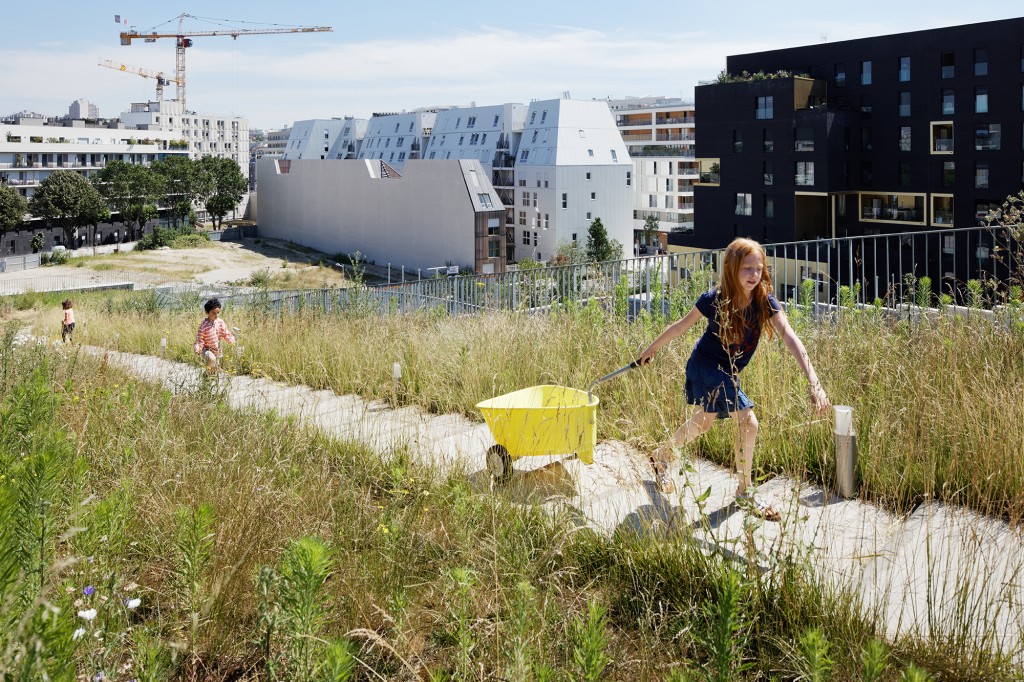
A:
[{"xmin": 638, "ymin": 237, "xmax": 830, "ymax": 520}]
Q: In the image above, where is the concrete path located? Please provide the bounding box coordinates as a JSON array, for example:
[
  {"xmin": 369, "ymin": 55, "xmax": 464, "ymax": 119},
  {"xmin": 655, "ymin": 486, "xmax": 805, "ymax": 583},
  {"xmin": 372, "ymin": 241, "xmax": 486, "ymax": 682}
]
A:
[{"xmin": 85, "ymin": 346, "xmax": 1024, "ymax": 666}]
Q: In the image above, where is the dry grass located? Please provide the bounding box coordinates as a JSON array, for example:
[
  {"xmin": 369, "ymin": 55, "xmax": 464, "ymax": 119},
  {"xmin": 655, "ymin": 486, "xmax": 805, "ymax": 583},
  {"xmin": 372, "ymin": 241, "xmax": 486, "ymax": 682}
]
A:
[{"xmin": 3, "ymin": 341, "xmax": 1019, "ymax": 680}]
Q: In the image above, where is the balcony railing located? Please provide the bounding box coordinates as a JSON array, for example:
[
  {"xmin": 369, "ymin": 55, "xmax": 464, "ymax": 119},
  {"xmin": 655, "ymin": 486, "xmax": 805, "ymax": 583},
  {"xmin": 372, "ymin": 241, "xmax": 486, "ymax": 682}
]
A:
[
  {"xmin": 655, "ymin": 133, "xmax": 695, "ymax": 142},
  {"xmin": 862, "ymin": 207, "xmax": 923, "ymax": 222},
  {"xmin": 655, "ymin": 116, "xmax": 695, "ymax": 125},
  {"xmin": 934, "ymin": 139, "xmax": 954, "ymax": 152}
]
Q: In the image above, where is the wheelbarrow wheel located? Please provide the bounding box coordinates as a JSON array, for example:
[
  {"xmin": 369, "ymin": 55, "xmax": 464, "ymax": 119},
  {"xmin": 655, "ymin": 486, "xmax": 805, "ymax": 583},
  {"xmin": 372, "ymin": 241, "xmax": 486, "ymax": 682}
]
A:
[{"xmin": 486, "ymin": 444, "xmax": 513, "ymax": 484}]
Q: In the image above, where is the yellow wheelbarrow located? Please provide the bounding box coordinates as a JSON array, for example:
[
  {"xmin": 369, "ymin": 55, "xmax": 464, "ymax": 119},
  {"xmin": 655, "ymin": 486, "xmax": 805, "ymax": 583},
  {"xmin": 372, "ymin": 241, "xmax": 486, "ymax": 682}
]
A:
[{"xmin": 476, "ymin": 361, "xmax": 640, "ymax": 483}]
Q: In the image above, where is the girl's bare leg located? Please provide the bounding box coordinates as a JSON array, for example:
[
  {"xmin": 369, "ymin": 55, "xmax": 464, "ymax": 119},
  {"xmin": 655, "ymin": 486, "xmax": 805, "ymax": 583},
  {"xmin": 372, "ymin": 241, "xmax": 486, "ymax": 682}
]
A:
[
  {"xmin": 652, "ymin": 409, "xmax": 715, "ymax": 492},
  {"xmin": 732, "ymin": 408, "xmax": 759, "ymax": 496}
]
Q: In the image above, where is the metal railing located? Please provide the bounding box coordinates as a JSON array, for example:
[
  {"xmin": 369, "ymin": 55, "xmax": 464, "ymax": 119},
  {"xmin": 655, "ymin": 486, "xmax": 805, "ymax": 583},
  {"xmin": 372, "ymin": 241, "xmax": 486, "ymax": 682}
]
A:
[{"xmin": 151, "ymin": 225, "xmax": 1021, "ymax": 318}]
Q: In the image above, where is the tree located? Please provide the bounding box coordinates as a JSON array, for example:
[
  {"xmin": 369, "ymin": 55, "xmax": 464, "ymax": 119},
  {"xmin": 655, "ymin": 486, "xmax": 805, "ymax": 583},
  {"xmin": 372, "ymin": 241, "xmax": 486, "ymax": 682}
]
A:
[
  {"xmin": 642, "ymin": 214, "xmax": 660, "ymax": 249},
  {"xmin": 92, "ymin": 161, "xmax": 164, "ymax": 243},
  {"xmin": 28, "ymin": 170, "xmax": 106, "ymax": 248},
  {"xmin": 82, "ymin": 190, "xmax": 111, "ymax": 255},
  {"xmin": 197, "ymin": 157, "xmax": 247, "ymax": 229},
  {"xmin": 0, "ymin": 185, "xmax": 28, "ymax": 237},
  {"xmin": 152, "ymin": 156, "xmax": 207, "ymax": 228},
  {"xmin": 586, "ymin": 217, "xmax": 620, "ymax": 263}
]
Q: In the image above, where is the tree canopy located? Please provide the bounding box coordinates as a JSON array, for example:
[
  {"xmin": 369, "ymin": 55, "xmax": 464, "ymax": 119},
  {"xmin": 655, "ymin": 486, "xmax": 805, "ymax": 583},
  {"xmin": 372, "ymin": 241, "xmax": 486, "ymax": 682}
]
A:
[
  {"xmin": 92, "ymin": 161, "xmax": 163, "ymax": 239},
  {"xmin": 152, "ymin": 156, "xmax": 208, "ymax": 227},
  {"xmin": 586, "ymin": 217, "xmax": 622, "ymax": 263},
  {"xmin": 28, "ymin": 170, "xmax": 107, "ymax": 247},
  {"xmin": 0, "ymin": 185, "xmax": 28, "ymax": 236},
  {"xmin": 197, "ymin": 157, "xmax": 247, "ymax": 229}
]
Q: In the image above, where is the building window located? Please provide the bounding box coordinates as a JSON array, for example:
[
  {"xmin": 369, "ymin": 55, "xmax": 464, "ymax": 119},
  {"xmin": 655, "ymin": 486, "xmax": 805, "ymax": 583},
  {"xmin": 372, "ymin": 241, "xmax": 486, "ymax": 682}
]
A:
[
  {"xmin": 540, "ymin": 111, "xmax": 547, "ymax": 124},
  {"xmin": 794, "ymin": 128, "xmax": 814, "ymax": 152},
  {"xmin": 561, "ymin": 193, "xmax": 568, "ymax": 209},
  {"xmin": 522, "ymin": 191, "xmax": 529, "ymax": 206},
  {"xmin": 898, "ymin": 92, "xmax": 911, "ymax": 117},
  {"xmin": 665, "ymin": 178, "xmax": 673, "ymax": 191},
  {"xmin": 762, "ymin": 161, "xmax": 773, "ymax": 185},
  {"xmin": 941, "ymin": 89, "xmax": 955, "ymax": 116},
  {"xmin": 975, "ymin": 124, "xmax": 1001, "ymax": 151},
  {"xmin": 735, "ymin": 193, "xmax": 752, "ymax": 216},
  {"xmin": 942, "ymin": 161, "xmax": 955, "ymax": 188},
  {"xmin": 931, "ymin": 122, "xmax": 954, "ymax": 153},
  {"xmin": 626, "ymin": 171, "xmax": 631, "ymax": 186},
  {"xmin": 860, "ymin": 95, "xmax": 872, "ymax": 114},
  {"xmin": 861, "ymin": 161, "xmax": 872, "ymax": 185},
  {"xmin": 610, "ymin": 149, "xmax": 618, "ymax": 162},
  {"xmin": 975, "ymin": 87, "xmax": 988, "ymax": 113},
  {"xmin": 834, "ymin": 63, "xmax": 846, "ymax": 86},
  {"xmin": 899, "ymin": 161, "xmax": 911, "ymax": 188},
  {"xmin": 533, "ymin": 232, "xmax": 538, "ymax": 246},
  {"xmin": 899, "ymin": 126, "xmax": 911, "ymax": 151},
  {"xmin": 755, "ymin": 96, "xmax": 773, "ymax": 120},
  {"xmin": 764, "ymin": 195, "xmax": 774, "ymax": 218},
  {"xmin": 572, "ymin": 233, "xmax": 577, "ymax": 243},
  {"xmin": 488, "ymin": 239, "xmax": 500, "ymax": 258},
  {"xmin": 862, "ymin": 127, "xmax": 872, "ymax": 152},
  {"xmin": 588, "ymin": 149, "xmax": 594, "ymax": 157},
  {"xmin": 941, "ymin": 51, "xmax": 954, "ymax": 79},
  {"xmin": 733, "ymin": 130, "xmax": 743, "ymax": 153},
  {"xmin": 975, "ymin": 162, "xmax": 989, "ymax": 189},
  {"xmin": 519, "ymin": 212, "xmax": 527, "ymax": 226},
  {"xmin": 837, "ymin": 195, "xmax": 846, "ymax": 217},
  {"xmin": 590, "ymin": 192, "xmax": 596, "ymax": 200},
  {"xmin": 531, "ymin": 131, "xmax": 538, "ymax": 143},
  {"xmin": 529, "ymin": 112, "xmax": 536, "ymax": 125},
  {"xmin": 860, "ymin": 60, "xmax": 872, "ymax": 85},
  {"xmin": 899, "ymin": 56, "xmax": 911, "ymax": 82},
  {"xmin": 467, "ymin": 116, "xmax": 476, "ymax": 128},
  {"xmin": 762, "ymin": 129, "xmax": 773, "ymax": 153},
  {"xmin": 520, "ymin": 149, "xmax": 529, "ymax": 162},
  {"xmin": 586, "ymin": 172, "xmax": 591, "ymax": 180},
  {"xmin": 974, "ymin": 48, "xmax": 988, "ymax": 76},
  {"xmin": 532, "ymin": 192, "xmax": 538, "ymax": 207},
  {"xmin": 649, "ymin": 195, "xmax": 657, "ymax": 208},
  {"xmin": 796, "ymin": 161, "xmax": 814, "ymax": 186}
]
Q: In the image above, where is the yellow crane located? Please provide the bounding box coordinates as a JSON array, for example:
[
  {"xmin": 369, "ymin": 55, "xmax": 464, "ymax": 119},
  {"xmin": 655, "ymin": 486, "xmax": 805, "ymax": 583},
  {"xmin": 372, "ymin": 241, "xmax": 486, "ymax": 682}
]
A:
[
  {"xmin": 97, "ymin": 59, "xmax": 179, "ymax": 101},
  {"xmin": 119, "ymin": 13, "xmax": 332, "ymax": 109}
]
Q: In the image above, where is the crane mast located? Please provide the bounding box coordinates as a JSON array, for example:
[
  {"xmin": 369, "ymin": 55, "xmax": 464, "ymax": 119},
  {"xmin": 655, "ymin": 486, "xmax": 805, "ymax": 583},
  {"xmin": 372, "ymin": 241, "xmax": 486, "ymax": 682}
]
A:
[{"xmin": 119, "ymin": 13, "xmax": 332, "ymax": 109}]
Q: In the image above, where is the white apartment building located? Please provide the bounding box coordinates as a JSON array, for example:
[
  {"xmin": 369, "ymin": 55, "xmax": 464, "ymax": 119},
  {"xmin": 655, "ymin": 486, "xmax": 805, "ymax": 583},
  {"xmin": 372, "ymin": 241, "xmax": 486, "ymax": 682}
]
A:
[
  {"xmin": 356, "ymin": 110, "xmax": 437, "ymax": 168},
  {"xmin": 282, "ymin": 117, "xmax": 368, "ymax": 161},
  {"xmin": 69, "ymin": 99, "xmax": 99, "ymax": 120},
  {"xmin": 608, "ymin": 96, "xmax": 697, "ymax": 244},
  {"xmin": 119, "ymin": 99, "xmax": 249, "ymax": 181},
  {"xmin": 511, "ymin": 98, "xmax": 633, "ymax": 262},
  {"xmin": 263, "ymin": 98, "xmax": 634, "ymax": 269},
  {"xmin": 0, "ymin": 116, "xmax": 189, "ymax": 254}
]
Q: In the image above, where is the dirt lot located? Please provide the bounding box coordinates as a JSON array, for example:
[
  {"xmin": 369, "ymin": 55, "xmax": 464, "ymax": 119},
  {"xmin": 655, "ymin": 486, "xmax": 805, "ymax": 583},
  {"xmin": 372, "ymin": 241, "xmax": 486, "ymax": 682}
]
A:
[{"xmin": 0, "ymin": 238, "xmax": 352, "ymax": 293}]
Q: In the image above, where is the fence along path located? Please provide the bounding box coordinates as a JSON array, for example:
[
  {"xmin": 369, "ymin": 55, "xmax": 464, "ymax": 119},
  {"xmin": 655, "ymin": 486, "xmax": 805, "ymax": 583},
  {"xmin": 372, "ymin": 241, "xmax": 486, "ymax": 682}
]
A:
[
  {"xmin": 79, "ymin": 342, "xmax": 1024, "ymax": 667},
  {"xmin": 151, "ymin": 224, "xmax": 1021, "ymax": 318}
]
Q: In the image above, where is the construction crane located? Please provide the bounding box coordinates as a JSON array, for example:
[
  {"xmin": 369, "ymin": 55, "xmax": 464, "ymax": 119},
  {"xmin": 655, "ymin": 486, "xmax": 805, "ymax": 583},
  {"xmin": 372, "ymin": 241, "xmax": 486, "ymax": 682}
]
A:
[
  {"xmin": 119, "ymin": 13, "xmax": 332, "ymax": 109},
  {"xmin": 97, "ymin": 59, "xmax": 179, "ymax": 101}
]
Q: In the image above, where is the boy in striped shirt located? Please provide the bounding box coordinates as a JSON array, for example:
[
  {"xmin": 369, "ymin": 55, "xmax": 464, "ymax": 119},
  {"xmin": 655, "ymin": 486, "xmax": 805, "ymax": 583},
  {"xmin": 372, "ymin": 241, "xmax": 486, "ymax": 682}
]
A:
[{"xmin": 194, "ymin": 298, "xmax": 236, "ymax": 375}]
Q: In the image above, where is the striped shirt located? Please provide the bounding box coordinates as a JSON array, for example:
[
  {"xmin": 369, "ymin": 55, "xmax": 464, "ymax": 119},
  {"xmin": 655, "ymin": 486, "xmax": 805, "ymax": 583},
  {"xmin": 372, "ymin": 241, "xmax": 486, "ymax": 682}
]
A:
[{"xmin": 194, "ymin": 318, "xmax": 235, "ymax": 356}]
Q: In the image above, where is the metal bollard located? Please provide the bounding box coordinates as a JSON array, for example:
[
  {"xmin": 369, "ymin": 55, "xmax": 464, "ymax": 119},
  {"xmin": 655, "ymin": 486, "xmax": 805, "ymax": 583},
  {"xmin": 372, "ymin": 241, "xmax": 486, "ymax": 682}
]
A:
[{"xmin": 834, "ymin": 405, "xmax": 858, "ymax": 498}]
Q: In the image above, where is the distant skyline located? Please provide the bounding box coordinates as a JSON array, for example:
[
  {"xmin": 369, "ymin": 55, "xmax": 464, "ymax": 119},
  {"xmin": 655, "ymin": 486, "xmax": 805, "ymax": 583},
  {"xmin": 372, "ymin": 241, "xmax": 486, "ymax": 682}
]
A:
[{"xmin": 1, "ymin": 2, "xmax": 1021, "ymax": 130}]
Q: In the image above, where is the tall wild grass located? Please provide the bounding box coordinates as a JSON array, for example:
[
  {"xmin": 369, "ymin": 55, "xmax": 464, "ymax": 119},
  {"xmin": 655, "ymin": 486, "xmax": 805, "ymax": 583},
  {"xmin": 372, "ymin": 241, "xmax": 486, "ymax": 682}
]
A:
[
  {"xmin": 1, "ymin": 333, "xmax": 1018, "ymax": 679},
  {"xmin": 29, "ymin": 288, "xmax": 1024, "ymax": 522}
]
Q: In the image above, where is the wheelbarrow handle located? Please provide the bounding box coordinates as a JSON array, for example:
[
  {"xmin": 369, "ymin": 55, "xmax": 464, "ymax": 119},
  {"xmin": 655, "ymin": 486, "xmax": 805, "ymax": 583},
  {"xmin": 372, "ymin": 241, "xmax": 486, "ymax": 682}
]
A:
[{"xmin": 588, "ymin": 359, "xmax": 643, "ymax": 399}]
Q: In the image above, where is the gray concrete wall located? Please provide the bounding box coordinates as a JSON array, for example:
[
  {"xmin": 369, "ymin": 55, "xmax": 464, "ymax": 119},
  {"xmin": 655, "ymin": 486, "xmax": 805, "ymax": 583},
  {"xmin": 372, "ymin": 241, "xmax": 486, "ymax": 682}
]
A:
[{"xmin": 256, "ymin": 158, "xmax": 488, "ymax": 272}]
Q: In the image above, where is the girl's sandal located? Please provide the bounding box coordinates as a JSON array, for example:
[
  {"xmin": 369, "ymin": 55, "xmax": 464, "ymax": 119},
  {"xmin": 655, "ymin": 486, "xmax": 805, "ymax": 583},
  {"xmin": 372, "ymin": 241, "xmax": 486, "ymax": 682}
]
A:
[
  {"xmin": 652, "ymin": 460, "xmax": 675, "ymax": 494},
  {"xmin": 738, "ymin": 494, "xmax": 780, "ymax": 522}
]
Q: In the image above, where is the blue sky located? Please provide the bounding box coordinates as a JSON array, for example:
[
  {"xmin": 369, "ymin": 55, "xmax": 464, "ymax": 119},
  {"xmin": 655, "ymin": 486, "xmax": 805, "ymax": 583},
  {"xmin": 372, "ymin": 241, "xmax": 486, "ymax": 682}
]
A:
[{"xmin": 1, "ymin": 1, "xmax": 1020, "ymax": 130}]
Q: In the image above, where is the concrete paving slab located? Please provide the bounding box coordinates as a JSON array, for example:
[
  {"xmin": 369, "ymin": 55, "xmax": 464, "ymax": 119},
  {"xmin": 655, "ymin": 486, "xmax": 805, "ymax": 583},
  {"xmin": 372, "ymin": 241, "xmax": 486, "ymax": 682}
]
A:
[{"xmin": 859, "ymin": 502, "xmax": 1024, "ymax": 664}]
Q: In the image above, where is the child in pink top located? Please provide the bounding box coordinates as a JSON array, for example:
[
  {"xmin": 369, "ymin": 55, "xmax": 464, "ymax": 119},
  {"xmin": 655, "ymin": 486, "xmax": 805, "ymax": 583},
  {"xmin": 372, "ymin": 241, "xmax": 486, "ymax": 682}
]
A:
[
  {"xmin": 193, "ymin": 298, "xmax": 236, "ymax": 375},
  {"xmin": 61, "ymin": 299, "xmax": 75, "ymax": 343}
]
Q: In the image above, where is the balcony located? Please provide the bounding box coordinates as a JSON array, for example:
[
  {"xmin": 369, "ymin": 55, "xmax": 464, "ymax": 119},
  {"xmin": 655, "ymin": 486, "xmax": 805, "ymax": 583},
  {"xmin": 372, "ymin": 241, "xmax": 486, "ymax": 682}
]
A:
[
  {"xmin": 655, "ymin": 133, "xmax": 694, "ymax": 142},
  {"xmin": 934, "ymin": 139, "xmax": 954, "ymax": 152},
  {"xmin": 655, "ymin": 116, "xmax": 695, "ymax": 125},
  {"xmin": 621, "ymin": 133, "xmax": 652, "ymax": 142}
]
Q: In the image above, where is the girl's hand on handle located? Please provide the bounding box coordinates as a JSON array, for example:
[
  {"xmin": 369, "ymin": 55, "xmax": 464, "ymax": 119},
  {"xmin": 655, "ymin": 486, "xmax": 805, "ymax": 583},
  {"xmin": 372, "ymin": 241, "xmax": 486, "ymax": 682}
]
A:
[
  {"xmin": 638, "ymin": 347, "xmax": 656, "ymax": 366},
  {"xmin": 809, "ymin": 384, "xmax": 830, "ymax": 416}
]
